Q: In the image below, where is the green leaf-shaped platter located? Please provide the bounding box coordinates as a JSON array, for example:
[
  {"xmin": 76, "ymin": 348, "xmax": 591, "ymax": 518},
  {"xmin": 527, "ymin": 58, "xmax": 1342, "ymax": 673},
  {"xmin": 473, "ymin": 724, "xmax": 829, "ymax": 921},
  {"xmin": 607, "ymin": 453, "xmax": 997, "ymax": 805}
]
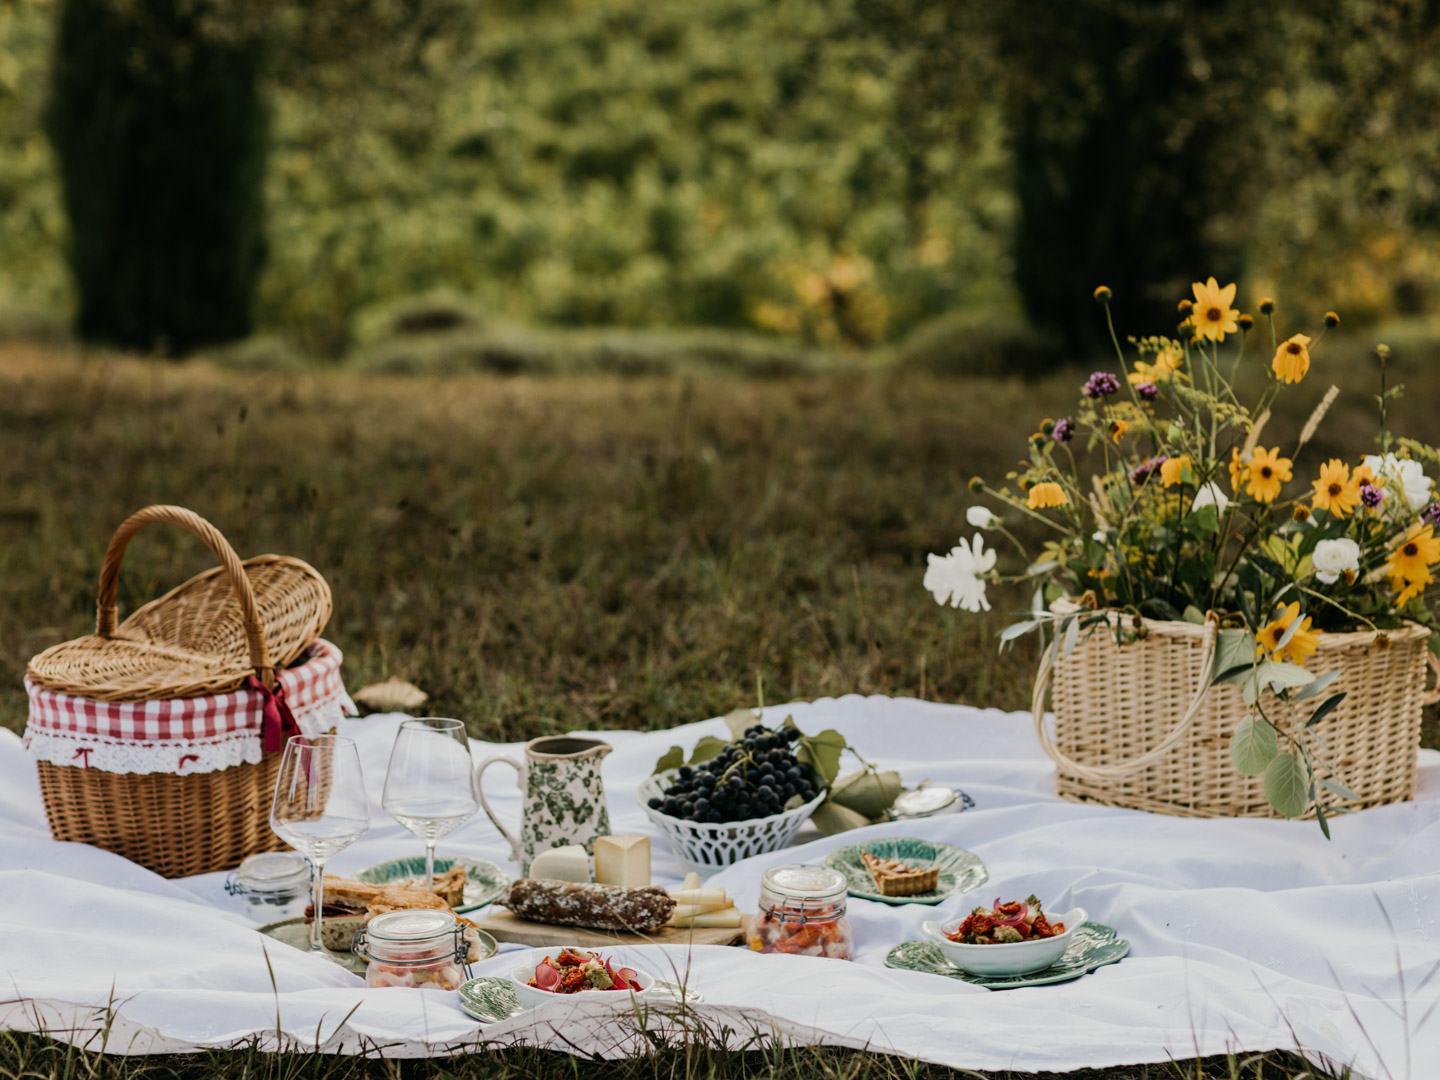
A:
[
  {"xmin": 884, "ymin": 921, "xmax": 1129, "ymax": 989},
  {"xmin": 356, "ymin": 855, "xmax": 508, "ymax": 913},
  {"xmin": 823, "ymin": 837, "xmax": 987, "ymax": 906}
]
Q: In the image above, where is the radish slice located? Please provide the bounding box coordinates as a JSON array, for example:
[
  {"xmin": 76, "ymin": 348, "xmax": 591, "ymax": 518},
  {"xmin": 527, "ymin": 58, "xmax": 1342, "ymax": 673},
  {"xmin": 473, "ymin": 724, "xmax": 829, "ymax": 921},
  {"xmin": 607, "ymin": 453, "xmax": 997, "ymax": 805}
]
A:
[
  {"xmin": 534, "ymin": 963, "xmax": 561, "ymax": 991},
  {"xmin": 991, "ymin": 899, "xmax": 1028, "ymax": 927}
]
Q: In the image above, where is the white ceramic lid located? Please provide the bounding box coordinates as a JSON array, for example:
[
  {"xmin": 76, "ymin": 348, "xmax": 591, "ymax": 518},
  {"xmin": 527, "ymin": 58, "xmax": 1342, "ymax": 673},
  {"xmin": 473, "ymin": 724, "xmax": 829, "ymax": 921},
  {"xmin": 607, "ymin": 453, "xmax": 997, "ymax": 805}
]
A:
[
  {"xmin": 237, "ymin": 851, "xmax": 309, "ymax": 886},
  {"xmin": 761, "ymin": 864, "xmax": 847, "ymax": 900}
]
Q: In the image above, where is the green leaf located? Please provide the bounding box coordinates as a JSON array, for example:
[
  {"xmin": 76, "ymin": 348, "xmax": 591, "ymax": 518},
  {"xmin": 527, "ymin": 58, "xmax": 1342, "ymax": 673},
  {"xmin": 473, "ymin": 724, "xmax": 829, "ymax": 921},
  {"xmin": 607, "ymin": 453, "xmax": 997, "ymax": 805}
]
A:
[
  {"xmin": 795, "ymin": 728, "xmax": 847, "ymax": 787},
  {"xmin": 1139, "ymin": 597, "xmax": 1183, "ymax": 622},
  {"xmin": 1292, "ymin": 669, "xmax": 1341, "ymax": 702},
  {"xmin": 653, "ymin": 746, "xmax": 684, "ymax": 774},
  {"xmin": 1320, "ymin": 778, "xmax": 1360, "ymax": 802},
  {"xmin": 1213, "ymin": 662, "xmax": 1255, "ymax": 687},
  {"xmin": 1062, "ymin": 616, "xmax": 1080, "ymax": 657},
  {"xmin": 1303, "ymin": 692, "xmax": 1347, "ymax": 728},
  {"xmin": 1312, "ymin": 784, "xmax": 1331, "ymax": 840},
  {"xmin": 689, "ymin": 735, "xmax": 730, "ymax": 765},
  {"xmin": 1230, "ymin": 715, "xmax": 1279, "ymax": 777},
  {"xmin": 1183, "ymin": 605, "xmax": 1206, "ymax": 625},
  {"xmin": 1184, "ymin": 505, "xmax": 1219, "ymax": 537},
  {"xmin": 723, "ymin": 709, "xmax": 756, "ymax": 740},
  {"xmin": 999, "ymin": 619, "xmax": 1044, "ymax": 645},
  {"xmin": 1264, "ymin": 753, "xmax": 1311, "ymax": 819},
  {"xmin": 1212, "ymin": 630, "xmax": 1257, "ymax": 683}
]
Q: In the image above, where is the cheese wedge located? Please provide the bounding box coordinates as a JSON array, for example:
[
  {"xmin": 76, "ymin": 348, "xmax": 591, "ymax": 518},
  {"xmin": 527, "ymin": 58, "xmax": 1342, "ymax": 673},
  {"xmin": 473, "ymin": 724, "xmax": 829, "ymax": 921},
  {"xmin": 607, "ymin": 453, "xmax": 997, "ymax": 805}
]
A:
[
  {"xmin": 667, "ymin": 887, "xmax": 728, "ymax": 906},
  {"xmin": 527, "ymin": 844, "xmax": 590, "ymax": 883},
  {"xmin": 667, "ymin": 900, "xmax": 730, "ymax": 921},
  {"xmin": 681, "ymin": 872, "xmax": 700, "ymax": 891},
  {"xmin": 668, "ymin": 906, "xmax": 742, "ymax": 929},
  {"xmin": 594, "ymin": 835, "xmax": 650, "ymax": 887}
]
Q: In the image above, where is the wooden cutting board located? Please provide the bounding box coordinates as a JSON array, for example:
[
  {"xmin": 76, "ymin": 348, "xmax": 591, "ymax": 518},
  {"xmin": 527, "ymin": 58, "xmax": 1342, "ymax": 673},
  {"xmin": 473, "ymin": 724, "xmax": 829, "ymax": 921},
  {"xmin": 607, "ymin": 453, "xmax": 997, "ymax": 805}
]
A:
[{"xmin": 477, "ymin": 908, "xmax": 749, "ymax": 948}]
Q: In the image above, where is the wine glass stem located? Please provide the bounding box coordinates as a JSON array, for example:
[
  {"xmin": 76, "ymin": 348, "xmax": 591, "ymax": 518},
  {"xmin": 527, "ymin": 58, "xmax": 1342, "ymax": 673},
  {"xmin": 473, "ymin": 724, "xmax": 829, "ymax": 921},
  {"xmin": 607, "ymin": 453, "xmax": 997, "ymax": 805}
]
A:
[
  {"xmin": 424, "ymin": 841, "xmax": 436, "ymax": 892},
  {"xmin": 310, "ymin": 857, "xmax": 326, "ymax": 953}
]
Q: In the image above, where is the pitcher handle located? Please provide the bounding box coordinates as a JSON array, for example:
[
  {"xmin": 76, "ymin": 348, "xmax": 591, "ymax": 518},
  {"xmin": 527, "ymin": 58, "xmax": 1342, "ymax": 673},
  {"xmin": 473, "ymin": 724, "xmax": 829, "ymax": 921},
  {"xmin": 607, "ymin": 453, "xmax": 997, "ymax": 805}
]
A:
[{"xmin": 476, "ymin": 754, "xmax": 524, "ymax": 866}]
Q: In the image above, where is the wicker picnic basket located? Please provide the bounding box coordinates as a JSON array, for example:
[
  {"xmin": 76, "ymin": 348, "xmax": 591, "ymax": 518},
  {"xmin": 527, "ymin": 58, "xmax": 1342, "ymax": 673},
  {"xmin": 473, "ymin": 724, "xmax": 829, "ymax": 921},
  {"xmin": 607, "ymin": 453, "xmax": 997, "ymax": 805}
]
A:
[
  {"xmin": 25, "ymin": 505, "xmax": 345, "ymax": 877},
  {"xmin": 1031, "ymin": 605, "xmax": 1437, "ymax": 819}
]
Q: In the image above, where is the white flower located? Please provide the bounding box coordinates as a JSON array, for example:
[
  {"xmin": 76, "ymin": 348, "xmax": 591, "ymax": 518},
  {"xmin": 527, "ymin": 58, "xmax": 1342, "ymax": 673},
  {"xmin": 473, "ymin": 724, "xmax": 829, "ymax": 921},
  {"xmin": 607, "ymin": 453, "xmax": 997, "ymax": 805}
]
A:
[
  {"xmin": 1363, "ymin": 453, "xmax": 1432, "ymax": 514},
  {"xmin": 966, "ymin": 506, "xmax": 997, "ymax": 529},
  {"xmin": 1313, "ymin": 538, "xmax": 1360, "ymax": 584},
  {"xmin": 1092, "ymin": 530, "xmax": 1107, "ymax": 543},
  {"xmin": 1191, "ymin": 482, "xmax": 1231, "ymax": 515},
  {"xmin": 923, "ymin": 533, "xmax": 996, "ymax": 613}
]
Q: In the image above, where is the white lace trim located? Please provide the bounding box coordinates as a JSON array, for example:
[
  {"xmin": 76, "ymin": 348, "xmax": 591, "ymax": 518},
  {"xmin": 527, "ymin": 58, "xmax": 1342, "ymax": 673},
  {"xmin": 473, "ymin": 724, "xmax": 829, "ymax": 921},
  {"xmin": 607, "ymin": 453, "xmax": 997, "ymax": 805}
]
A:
[{"xmin": 25, "ymin": 702, "xmax": 353, "ymax": 776}]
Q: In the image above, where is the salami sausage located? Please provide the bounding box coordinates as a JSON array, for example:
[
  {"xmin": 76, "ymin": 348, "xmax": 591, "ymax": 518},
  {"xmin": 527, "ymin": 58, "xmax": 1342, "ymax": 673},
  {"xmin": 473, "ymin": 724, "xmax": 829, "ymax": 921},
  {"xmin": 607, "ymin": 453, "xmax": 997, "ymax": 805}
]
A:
[{"xmin": 501, "ymin": 879, "xmax": 676, "ymax": 931}]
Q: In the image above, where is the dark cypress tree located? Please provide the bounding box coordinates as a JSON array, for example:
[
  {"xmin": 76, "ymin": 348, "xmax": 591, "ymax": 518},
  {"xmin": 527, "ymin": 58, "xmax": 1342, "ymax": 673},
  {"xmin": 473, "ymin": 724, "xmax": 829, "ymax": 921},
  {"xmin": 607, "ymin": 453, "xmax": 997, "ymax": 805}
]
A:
[{"xmin": 46, "ymin": 0, "xmax": 269, "ymax": 355}]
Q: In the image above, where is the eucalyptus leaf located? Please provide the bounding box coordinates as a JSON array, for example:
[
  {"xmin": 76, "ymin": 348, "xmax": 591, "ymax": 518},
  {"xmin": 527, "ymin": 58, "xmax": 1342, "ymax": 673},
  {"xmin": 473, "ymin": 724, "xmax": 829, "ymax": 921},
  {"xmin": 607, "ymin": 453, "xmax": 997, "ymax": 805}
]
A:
[
  {"xmin": 1264, "ymin": 753, "xmax": 1311, "ymax": 819},
  {"xmin": 1275, "ymin": 612, "xmax": 1304, "ymax": 652},
  {"xmin": 1212, "ymin": 630, "xmax": 1257, "ymax": 683},
  {"xmin": 1319, "ymin": 778, "xmax": 1360, "ymax": 802},
  {"xmin": 1062, "ymin": 616, "xmax": 1080, "ymax": 657},
  {"xmin": 1000, "ymin": 619, "xmax": 1044, "ymax": 645},
  {"xmin": 1292, "ymin": 669, "xmax": 1341, "ymax": 702},
  {"xmin": 688, "ymin": 735, "xmax": 730, "ymax": 765},
  {"xmin": 1230, "ymin": 715, "xmax": 1279, "ymax": 777},
  {"xmin": 1303, "ymin": 692, "xmax": 1347, "ymax": 728},
  {"xmin": 653, "ymin": 746, "xmax": 684, "ymax": 774}
]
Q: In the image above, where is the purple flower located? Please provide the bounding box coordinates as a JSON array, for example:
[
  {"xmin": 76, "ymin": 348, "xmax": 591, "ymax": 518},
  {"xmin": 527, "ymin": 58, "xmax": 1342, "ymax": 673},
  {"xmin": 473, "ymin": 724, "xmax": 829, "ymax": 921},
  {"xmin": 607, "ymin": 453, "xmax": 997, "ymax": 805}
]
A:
[
  {"xmin": 1129, "ymin": 454, "xmax": 1168, "ymax": 486},
  {"xmin": 1136, "ymin": 381, "xmax": 1158, "ymax": 401},
  {"xmin": 1424, "ymin": 502, "xmax": 1440, "ymax": 526},
  {"xmin": 1053, "ymin": 417, "xmax": 1075, "ymax": 444},
  {"xmin": 1082, "ymin": 372, "xmax": 1121, "ymax": 398},
  {"xmin": 1360, "ymin": 482, "xmax": 1385, "ymax": 509}
]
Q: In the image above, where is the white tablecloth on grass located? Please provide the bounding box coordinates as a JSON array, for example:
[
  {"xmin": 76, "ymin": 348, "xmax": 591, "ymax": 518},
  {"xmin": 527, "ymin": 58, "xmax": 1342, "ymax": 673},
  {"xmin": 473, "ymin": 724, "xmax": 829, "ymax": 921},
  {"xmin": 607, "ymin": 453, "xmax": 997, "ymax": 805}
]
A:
[{"xmin": 2, "ymin": 696, "xmax": 1438, "ymax": 1077}]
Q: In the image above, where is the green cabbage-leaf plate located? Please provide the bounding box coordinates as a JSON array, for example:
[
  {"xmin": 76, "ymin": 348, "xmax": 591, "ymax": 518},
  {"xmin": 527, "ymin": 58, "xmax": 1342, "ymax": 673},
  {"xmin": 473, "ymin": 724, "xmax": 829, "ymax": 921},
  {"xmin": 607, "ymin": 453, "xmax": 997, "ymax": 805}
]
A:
[
  {"xmin": 884, "ymin": 922, "xmax": 1129, "ymax": 989},
  {"xmin": 823, "ymin": 837, "xmax": 987, "ymax": 905},
  {"xmin": 356, "ymin": 855, "xmax": 508, "ymax": 913},
  {"xmin": 458, "ymin": 977, "xmax": 524, "ymax": 1023}
]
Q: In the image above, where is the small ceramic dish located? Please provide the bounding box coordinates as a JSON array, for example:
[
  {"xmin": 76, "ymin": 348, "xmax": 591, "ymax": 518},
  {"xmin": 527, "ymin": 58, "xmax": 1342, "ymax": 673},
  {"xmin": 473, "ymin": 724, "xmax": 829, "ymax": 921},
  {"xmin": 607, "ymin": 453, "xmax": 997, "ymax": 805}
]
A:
[
  {"xmin": 921, "ymin": 907, "xmax": 1087, "ymax": 977},
  {"xmin": 509, "ymin": 946, "xmax": 656, "ymax": 1011}
]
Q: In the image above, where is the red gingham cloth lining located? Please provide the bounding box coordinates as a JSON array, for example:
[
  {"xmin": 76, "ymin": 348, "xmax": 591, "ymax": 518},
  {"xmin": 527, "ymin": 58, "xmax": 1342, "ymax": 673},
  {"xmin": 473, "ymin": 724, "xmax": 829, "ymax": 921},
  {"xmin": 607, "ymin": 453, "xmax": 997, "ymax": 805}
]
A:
[{"xmin": 23, "ymin": 639, "xmax": 355, "ymax": 775}]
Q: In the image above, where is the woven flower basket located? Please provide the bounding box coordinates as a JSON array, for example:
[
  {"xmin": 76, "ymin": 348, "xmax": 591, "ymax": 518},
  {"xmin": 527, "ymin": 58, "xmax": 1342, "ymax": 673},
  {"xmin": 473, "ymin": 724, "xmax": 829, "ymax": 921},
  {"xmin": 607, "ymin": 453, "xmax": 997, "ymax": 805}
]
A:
[
  {"xmin": 1031, "ymin": 605, "xmax": 1437, "ymax": 819},
  {"xmin": 24, "ymin": 506, "xmax": 347, "ymax": 877}
]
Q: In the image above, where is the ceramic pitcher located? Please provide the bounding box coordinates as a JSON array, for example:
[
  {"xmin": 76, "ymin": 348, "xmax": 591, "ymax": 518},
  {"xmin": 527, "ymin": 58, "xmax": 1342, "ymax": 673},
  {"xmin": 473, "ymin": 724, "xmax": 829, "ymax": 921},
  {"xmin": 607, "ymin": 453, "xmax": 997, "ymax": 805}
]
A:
[{"xmin": 476, "ymin": 736, "xmax": 612, "ymax": 874}]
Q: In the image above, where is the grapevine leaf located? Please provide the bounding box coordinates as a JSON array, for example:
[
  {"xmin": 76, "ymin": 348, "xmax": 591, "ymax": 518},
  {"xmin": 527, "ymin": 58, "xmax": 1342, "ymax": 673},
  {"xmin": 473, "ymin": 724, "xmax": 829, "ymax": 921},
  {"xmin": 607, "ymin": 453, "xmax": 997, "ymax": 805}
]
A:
[
  {"xmin": 795, "ymin": 728, "xmax": 847, "ymax": 787},
  {"xmin": 1264, "ymin": 753, "xmax": 1311, "ymax": 819},
  {"xmin": 1230, "ymin": 715, "xmax": 1279, "ymax": 777},
  {"xmin": 724, "ymin": 709, "xmax": 756, "ymax": 740},
  {"xmin": 689, "ymin": 735, "xmax": 729, "ymax": 765},
  {"xmin": 653, "ymin": 746, "xmax": 684, "ymax": 775}
]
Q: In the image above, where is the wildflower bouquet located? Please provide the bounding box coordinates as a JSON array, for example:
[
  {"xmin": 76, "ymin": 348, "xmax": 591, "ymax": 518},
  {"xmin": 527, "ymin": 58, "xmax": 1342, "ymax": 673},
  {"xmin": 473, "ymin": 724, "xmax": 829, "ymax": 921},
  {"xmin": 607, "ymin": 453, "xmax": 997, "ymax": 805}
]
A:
[{"xmin": 926, "ymin": 279, "xmax": 1440, "ymax": 830}]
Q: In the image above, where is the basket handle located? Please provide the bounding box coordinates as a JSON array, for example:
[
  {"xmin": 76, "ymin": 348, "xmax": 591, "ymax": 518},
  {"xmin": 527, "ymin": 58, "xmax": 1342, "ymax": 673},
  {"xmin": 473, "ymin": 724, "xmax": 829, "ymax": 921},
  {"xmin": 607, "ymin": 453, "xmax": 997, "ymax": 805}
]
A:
[
  {"xmin": 1031, "ymin": 616, "xmax": 1218, "ymax": 782},
  {"xmin": 95, "ymin": 505, "xmax": 274, "ymax": 687}
]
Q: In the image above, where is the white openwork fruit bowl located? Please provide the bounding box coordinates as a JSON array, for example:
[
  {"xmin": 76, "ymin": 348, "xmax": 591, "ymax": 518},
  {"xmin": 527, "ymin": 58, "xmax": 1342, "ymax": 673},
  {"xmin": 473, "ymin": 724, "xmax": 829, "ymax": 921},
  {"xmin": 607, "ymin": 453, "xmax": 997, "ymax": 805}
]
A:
[{"xmin": 636, "ymin": 768, "xmax": 828, "ymax": 869}]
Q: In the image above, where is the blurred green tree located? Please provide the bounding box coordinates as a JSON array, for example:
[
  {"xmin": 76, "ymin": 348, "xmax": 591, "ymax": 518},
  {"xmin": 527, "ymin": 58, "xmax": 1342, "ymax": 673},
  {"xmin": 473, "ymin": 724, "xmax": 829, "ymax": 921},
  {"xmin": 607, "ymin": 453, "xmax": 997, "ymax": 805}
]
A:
[
  {"xmin": 994, "ymin": 0, "xmax": 1278, "ymax": 349},
  {"xmin": 46, "ymin": 0, "xmax": 268, "ymax": 355}
]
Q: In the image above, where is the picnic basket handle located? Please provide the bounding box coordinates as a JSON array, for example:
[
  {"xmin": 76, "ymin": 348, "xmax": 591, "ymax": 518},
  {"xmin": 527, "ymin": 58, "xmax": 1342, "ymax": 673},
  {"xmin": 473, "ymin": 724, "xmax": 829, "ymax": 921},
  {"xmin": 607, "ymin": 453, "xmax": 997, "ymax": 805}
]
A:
[
  {"xmin": 95, "ymin": 505, "xmax": 274, "ymax": 687},
  {"xmin": 1031, "ymin": 616, "xmax": 1218, "ymax": 782}
]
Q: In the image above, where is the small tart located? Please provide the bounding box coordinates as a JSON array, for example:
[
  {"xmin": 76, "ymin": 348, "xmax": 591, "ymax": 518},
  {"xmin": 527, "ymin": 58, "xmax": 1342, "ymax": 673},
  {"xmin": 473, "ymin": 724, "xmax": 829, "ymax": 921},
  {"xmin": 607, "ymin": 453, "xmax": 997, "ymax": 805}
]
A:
[{"xmin": 861, "ymin": 851, "xmax": 940, "ymax": 897}]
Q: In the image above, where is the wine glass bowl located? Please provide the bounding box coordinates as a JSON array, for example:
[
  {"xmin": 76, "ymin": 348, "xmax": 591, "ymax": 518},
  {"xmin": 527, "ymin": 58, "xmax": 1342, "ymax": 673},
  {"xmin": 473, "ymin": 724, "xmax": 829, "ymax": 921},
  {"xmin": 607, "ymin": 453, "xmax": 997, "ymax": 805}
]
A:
[
  {"xmin": 382, "ymin": 718, "xmax": 479, "ymax": 891},
  {"xmin": 269, "ymin": 733, "xmax": 370, "ymax": 963}
]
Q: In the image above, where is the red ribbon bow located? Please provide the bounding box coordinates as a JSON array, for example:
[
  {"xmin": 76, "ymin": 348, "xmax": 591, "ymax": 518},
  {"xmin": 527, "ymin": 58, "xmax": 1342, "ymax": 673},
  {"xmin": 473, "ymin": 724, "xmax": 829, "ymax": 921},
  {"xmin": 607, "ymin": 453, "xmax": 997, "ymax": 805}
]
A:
[{"xmin": 246, "ymin": 674, "xmax": 301, "ymax": 753}]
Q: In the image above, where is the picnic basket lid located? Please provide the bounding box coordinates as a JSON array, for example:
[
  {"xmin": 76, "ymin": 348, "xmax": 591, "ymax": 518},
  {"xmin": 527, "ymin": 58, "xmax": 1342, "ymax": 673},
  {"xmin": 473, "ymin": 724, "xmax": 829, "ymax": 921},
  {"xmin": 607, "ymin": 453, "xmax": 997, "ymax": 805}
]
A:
[{"xmin": 27, "ymin": 505, "xmax": 332, "ymax": 702}]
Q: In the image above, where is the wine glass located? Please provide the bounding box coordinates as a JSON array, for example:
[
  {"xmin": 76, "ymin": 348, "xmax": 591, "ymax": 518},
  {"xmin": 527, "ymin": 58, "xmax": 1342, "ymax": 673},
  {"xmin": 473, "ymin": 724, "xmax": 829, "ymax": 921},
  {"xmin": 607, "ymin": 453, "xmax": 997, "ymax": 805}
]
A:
[
  {"xmin": 382, "ymin": 718, "xmax": 479, "ymax": 892},
  {"xmin": 269, "ymin": 734, "xmax": 370, "ymax": 963}
]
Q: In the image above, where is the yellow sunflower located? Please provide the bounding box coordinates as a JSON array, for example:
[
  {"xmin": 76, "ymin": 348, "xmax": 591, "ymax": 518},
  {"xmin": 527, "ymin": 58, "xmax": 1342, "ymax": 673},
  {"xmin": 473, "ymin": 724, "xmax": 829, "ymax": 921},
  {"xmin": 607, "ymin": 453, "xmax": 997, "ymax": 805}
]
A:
[
  {"xmin": 1387, "ymin": 524, "xmax": 1440, "ymax": 583},
  {"xmin": 1190, "ymin": 278, "xmax": 1241, "ymax": 343},
  {"xmin": 1228, "ymin": 447, "xmax": 1247, "ymax": 492},
  {"xmin": 1310, "ymin": 459, "xmax": 1358, "ymax": 517},
  {"xmin": 1255, "ymin": 601, "xmax": 1320, "ymax": 665},
  {"xmin": 1128, "ymin": 344, "xmax": 1184, "ymax": 385},
  {"xmin": 1159, "ymin": 454, "xmax": 1192, "ymax": 488},
  {"xmin": 1390, "ymin": 569, "xmax": 1433, "ymax": 606},
  {"xmin": 1027, "ymin": 482, "xmax": 1070, "ymax": 509},
  {"xmin": 1272, "ymin": 334, "xmax": 1312, "ymax": 385},
  {"xmin": 1353, "ymin": 461, "xmax": 1377, "ymax": 486},
  {"xmin": 1246, "ymin": 446, "xmax": 1293, "ymax": 503}
]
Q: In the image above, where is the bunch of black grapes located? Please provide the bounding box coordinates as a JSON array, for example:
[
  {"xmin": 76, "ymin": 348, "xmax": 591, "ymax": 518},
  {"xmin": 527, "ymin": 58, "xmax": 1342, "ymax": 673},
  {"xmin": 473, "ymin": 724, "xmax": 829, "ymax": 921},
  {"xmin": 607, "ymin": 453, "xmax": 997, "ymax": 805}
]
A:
[{"xmin": 648, "ymin": 725, "xmax": 819, "ymax": 823}]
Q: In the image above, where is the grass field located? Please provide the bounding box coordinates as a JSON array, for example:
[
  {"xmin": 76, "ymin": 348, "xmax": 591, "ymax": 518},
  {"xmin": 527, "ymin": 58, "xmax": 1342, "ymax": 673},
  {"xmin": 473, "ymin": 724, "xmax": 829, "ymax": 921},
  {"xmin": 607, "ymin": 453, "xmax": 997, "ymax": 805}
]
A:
[{"xmin": 3, "ymin": 335, "xmax": 1435, "ymax": 1079}]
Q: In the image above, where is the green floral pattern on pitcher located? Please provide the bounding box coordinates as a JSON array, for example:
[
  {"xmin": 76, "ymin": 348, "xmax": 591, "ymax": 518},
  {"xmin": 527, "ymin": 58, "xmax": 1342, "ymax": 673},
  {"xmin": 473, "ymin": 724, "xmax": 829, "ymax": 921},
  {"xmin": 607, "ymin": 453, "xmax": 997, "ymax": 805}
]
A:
[{"xmin": 478, "ymin": 737, "xmax": 612, "ymax": 875}]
